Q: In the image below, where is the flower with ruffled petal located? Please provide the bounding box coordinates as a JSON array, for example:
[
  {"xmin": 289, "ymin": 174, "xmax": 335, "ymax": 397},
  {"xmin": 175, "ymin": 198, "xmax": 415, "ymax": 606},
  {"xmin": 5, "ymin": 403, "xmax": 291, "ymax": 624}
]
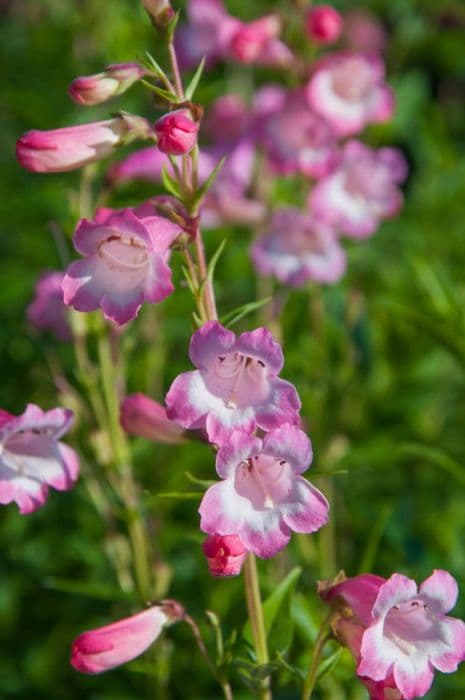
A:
[
  {"xmin": 251, "ymin": 208, "xmax": 345, "ymax": 287},
  {"xmin": 199, "ymin": 425, "xmax": 328, "ymax": 558},
  {"xmin": 27, "ymin": 270, "xmax": 71, "ymax": 341},
  {"xmin": 310, "ymin": 140, "xmax": 407, "ymax": 238},
  {"xmin": 258, "ymin": 89, "xmax": 339, "ymax": 178},
  {"xmin": 62, "ymin": 209, "xmax": 181, "ymax": 325},
  {"xmin": 0, "ymin": 404, "xmax": 79, "ymax": 515},
  {"xmin": 358, "ymin": 570, "xmax": 465, "ymax": 700},
  {"xmin": 71, "ymin": 600, "xmax": 184, "ymax": 674},
  {"xmin": 165, "ymin": 321, "xmax": 301, "ymax": 446},
  {"xmin": 306, "ymin": 51, "xmax": 394, "ymax": 137}
]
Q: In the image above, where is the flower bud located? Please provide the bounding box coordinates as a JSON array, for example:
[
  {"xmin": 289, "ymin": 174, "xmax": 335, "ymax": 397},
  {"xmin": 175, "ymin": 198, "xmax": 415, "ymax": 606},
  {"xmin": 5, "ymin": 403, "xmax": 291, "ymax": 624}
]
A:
[
  {"xmin": 69, "ymin": 63, "xmax": 145, "ymax": 106},
  {"xmin": 305, "ymin": 5, "xmax": 343, "ymax": 44},
  {"xmin": 229, "ymin": 15, "xmax": 281, "ymax": 64},
  {"xmin": 202, "ymin": 534, "xmax": 247, "ymax": 577},
  {"xmin": 154, "ymin": 109, "xmax": 199, "ymax": 155},
  {"xmin": 142, "ymin": 0, "xmax": 175, "ymax": 29},
  {"xmin": 16, "ymin": 115, "xmax": 150, "ymax": 173},
  {"xmin": 71, "ymin": 602, "xmax": 183, "ymax": 674},
  {"xmin": 120, "ymin": 393, "xmax": 185, "ymax": 444}
]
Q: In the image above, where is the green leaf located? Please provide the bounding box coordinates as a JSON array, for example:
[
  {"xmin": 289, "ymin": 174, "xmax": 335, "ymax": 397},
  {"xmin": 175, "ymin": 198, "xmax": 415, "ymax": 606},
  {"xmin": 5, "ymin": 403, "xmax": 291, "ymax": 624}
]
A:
[
  {"xmin": 165, "ymin": 9, "xmax": 180, "ymax": 43},
  {"xmin": 221, "ymin": 297, "xmax": 272, "ymax": 328},
  {"xmin": 43, "ymin": 577, "xmax": 134, "ymax": 601},
  {"xmin": 207, "ymin": 238, "xmax": 227, "ymax": 282},
  {"xmin": 154, "ymin": 491, "xmax": 202, "ymax": 500},
  {"xmin": 185, "ymin": 57, "xmax": 206, "ymax": 100},
  {"xmin": 189, "ymin": 157, "xmax": 226, "ymax": 212},
  {"xmin": 141, "ymin": 79, "xmax": 177, "ymax": 103},
  {"xmin": 161, "ymin": 165, "xmax": 183, "ymax": 199},
  {"xmin": 315, "ymin": 648, "xmax": 343, "ymax": 682},
  {"xmin": 143, "ymin": 51, "xmax": 166, "ymax": 80},
  {"xmin": 185, "ymin": 471, "xmax": 216, "ymax": 487},
  {"xmin": 398, "ymin": 442, "xmax": 465, "ymax": 487}
]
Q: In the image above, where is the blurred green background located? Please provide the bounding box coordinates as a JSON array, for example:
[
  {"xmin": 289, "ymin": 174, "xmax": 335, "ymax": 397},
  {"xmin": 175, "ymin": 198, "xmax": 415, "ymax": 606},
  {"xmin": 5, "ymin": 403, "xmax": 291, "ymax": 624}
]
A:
[{"xmin": 1, "ymin": 0, "xmax": 465, "ymax": 698}]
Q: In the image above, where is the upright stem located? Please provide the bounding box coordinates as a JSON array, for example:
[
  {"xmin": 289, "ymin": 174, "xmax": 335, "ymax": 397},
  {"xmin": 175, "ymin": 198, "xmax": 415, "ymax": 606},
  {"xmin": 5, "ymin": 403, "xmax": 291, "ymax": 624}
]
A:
[
  {"xmin": 243, "ymin": 554, "xmax": 271, "ymax": 700},
  {"xmin": 301, "ymin": 614, "xmax": 332, "ymax": 700}
]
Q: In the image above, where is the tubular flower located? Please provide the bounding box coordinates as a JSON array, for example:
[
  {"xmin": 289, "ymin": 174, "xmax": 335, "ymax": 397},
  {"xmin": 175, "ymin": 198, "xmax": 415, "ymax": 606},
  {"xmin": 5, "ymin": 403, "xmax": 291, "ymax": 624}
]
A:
[
  {"xmin": 306, "ymin": 51, "xmax": 394, "ymax": 137},
  {"xmin": 202, "ymin": 533, "xmax": 247, "ymax": 577},
  {"xmin": 199, "ymin": 425, "xmax": 328, "ymax": 558},
  {"xmin": 165, "ymin": 321, "xmax": 301, "ymax": 446},
  {"xmin": 62, "ymin": 209, "xmax": 181, "ymax": 325},
  {"xmin": 16, "ymin": 115, "xmax": 150, "ymax": 173},
  {"xmin": 0, "ymin": 404, "xmax": 79, "ymax": 514},
  {"xmin": 309, "ymin": 140, "xmax": 408, "ymax": 238},
  {"xmin": 71, "ymin": 600, "xmax": 184, "ymax": 674},
  {"xmin": 227, "ymin": 14, "xmax": 292, "ymax": 67},
  {"xmin": 120, "ymin": 393, "xmax": 185, "ymax": 444},
  {"xmin": 69, "ymin": 63, "xmax": 145, "ymax": 106},
  {"xmin": 27, "ymin": 270, "xmax": 71, "ymax": 341},
  {"xmin": 251, "ymin": 208, "xmax": 346, "ymax": 287}
]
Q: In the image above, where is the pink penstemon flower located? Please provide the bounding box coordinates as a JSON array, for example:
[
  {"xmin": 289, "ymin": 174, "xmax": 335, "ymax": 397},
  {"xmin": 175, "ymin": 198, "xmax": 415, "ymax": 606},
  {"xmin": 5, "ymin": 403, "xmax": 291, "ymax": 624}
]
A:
[
  {"xmin": 71, "ymin": 600, "xmax": 184, "ymax": 674},
  {"xmin": 251, "ymin": 208, "xmax": 346, "ymax": 287},
  {"xmin": 154, "ymin": 109, "xmax": 199, "ymax": 155},
  {"xmin": 199, "ymin": 424, "xmax": 328, "ymax": 558},
  {"xmin": 309, "ymin": 140, "xmax": 408, "ymax": 238},
  {"xmin": 27, "ymin": 270, "xmax": 71, "ymax": 342},
  {"xmin": 165, "ymin": 321, "xmax": 301, "ymax": 446},
  {"xmin": 0, "ymin": 404, "xmax": 79, "ymax": 514},
  {"xmin": 16, "ymin": 115, "xmax": 150, "ymax": 173},
  {"xmin": 69, "ymin": 63, "xmax": 146, "ymax": 106},
  {"xmin": 305, "ymin": 5, "xmax": 343, "ymax": 45},
  {"xmin": 120, "ymin": 393, "xmax": 185, "ymax": 444},
  {"xmin": 306, "ymin": 50, "xmax": 394, "ymax": 137},
  {"xmin": 320, "ymin": 570, "xmax": 465, "ymax": 699},
  {"xmin": 62, "ymin": 208, "xmax": 182, "ymax": 325}
]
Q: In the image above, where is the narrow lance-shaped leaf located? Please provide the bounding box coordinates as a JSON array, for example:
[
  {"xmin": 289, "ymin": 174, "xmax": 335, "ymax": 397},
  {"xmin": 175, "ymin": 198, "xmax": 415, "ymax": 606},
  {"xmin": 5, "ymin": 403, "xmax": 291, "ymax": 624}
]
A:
[{"xmin": 185, "ymin": 57, "xmax": 206, "ymax": 101}]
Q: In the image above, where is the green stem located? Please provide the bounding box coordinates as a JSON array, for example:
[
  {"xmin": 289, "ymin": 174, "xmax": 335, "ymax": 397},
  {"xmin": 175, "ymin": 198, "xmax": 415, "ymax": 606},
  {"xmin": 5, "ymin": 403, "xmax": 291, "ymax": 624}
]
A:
[
  {"xmin": 97, "ymin": 329, "xmax": 153, "ymax": 601},
  {"xmin": 301, "ymin": 615, "xmax": 332, "ymax": 700},
  {"xmin": 243, "ymin": 554, "xmax": 271, "ymax": 700}
]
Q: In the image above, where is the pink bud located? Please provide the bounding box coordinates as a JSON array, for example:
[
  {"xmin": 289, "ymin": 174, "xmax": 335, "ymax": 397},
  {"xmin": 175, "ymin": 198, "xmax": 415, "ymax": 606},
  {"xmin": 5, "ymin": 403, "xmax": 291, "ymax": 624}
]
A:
[
  {"xmin": 16, "ymin": 115, "xmax": 150, "ymax": 173},
  {"xmin": 305, "ymin": 5, "xmax": 343, "ymax": 44},
  {"xmin": 229, "ymin": 15, "xmax": 281, "ymax": 64},
  {"xmin": 202, "ymin": 534, "xmax": 247, "ymax": 577},
  {"xmin": 121, "ymin": 393, "xmax": 185, "ymax": 444},
  {"xmin": 69, "ymin": 63, "xmax": 145, "ymax": 106},
  {"xmin": 154, "ymin": 110, "xmax": 199, "ymax": 156},
  {"xmin": 142, "ymin": 0, "xmax": 175, "ymax": 28},
  {"xmin": 71, "ymin": 602, "xmax": 183, "ymax": 674}
]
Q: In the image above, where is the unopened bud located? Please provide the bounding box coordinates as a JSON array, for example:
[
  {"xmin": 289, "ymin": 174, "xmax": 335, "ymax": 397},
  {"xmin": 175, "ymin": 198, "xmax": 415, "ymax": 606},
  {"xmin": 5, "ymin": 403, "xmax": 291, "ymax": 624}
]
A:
[
  {"xmin": 154, "ymin": 109, "xmax": 199, "ymax": 156},
  {"xmin": 305, "ymin": 5, "xmax": 343, "ymax": 44},
  {"xmin": 69, "ymin": 63, "xmax": 145, "ymax": 106},
  {"xmin": 202, "ymin": 534, "xmax": 247, "ymax": 577}
]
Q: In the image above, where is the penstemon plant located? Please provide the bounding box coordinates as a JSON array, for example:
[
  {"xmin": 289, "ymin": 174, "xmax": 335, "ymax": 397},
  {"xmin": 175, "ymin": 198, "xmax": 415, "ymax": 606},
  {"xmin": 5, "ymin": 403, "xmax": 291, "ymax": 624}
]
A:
[{"xmin": 6, "ymin": 1, "xmax": 465, "ymax": 699}]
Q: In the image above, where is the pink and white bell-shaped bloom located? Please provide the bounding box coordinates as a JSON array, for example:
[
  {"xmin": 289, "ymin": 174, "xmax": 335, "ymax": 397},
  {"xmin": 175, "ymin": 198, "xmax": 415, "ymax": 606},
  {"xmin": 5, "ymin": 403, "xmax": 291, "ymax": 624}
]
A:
[
  {"xmin": 0, "ymin": 404, "xmax": 79, "ymax": 515},
  {"xmin": 199, "ymin": 425, "xmax": 328, "ymax": 558},
  {"xmin": 62, "ymin": 209, "xmax": 181, "ymax": 325},
  {"xmin": 310, "ymin": 140, "xmax": 408, "ymax": 238},
  {"xmin": 69, "ymin": 63, "xmax": 146, "ymax": 106},
  {"xmin": 27, "ymin": 270, "xmax": 71, "ymax": 342},
  {"xmin": 358, "ymin": 570, "xmax": 465, "ymax": 700},
  {"xmin": 121, "ymin": 393, "xmax": 185, "ymax": 444},
  {"xmin": 251, "ymin": 208, "xmax": 346, "ymax": 287},
  {"xmin": 306, "ymin": 51, "xmax": 394, "ymax": 137},
  {"xmin": 16, "ymin": 115, "xmax": 150, "ymax": 173},
  {"xmin": 202, "ymin": 533, "xmax": 247, "ymax": 577},
  {"xmin": 71, "ymin": 600, "xmax": 184, "ymax": 674},
  {"xmin": 165, "ymin": 321, "xmax": 301, "ymax": 446},
  {"xmin": 258, "ymin": 89, "xmax": 339, "ymax": 178}
]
